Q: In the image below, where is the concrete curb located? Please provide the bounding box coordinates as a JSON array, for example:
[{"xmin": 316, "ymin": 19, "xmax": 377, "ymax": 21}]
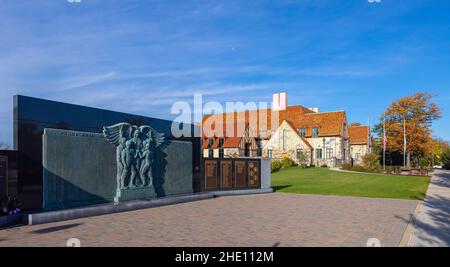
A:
[
  {"xmin": 398, "ymin": 201, "xmax": 422, "ymax": 247},
  {"xmin": 1, "ymin": 188, "xmax": 273, "ymax": 227}
]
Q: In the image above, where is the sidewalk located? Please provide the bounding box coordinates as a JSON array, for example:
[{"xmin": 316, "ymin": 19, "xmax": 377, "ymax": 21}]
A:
[{"xmin": 408, "ymin": 169, "xmax": 450, "ymax": 247}]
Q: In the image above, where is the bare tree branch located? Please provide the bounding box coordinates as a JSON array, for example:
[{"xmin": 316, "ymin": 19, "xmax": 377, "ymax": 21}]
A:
[{"xmin": 0, "ymin": 142, "xmax": 10, "ymax": 150}]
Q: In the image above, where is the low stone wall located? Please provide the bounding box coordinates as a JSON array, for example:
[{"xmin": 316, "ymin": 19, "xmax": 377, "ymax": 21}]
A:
[{"xmin": 43, "ymin": 129, "xmax": 193, "ymax": 211}]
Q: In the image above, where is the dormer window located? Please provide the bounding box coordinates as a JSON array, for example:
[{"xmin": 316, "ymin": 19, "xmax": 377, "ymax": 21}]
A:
[
  {"xmin": 208, "ymin": 138, "xmax": 214, "ymax": 158},
  {"xmin": 218, "ymin": 138, "xmax": 224, "ymax": 158},
  {"xmin": 312, "ymin": 128, "xmax": 319, "ymax": 138},
  {"xmin": 298, "ymin": 128, "xmax": 306, "ymax": 137}
]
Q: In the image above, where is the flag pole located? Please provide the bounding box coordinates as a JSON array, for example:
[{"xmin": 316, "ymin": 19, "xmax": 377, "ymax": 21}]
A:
[
  {"xmin": 368, "ymin": 117, "xmax": 371, "ymax": 153},
  {"xmin": 403, "ymin": 116, "xmax": 407, "ymax": 168},
  {"xmin": 383, "ymin": 112, "xmax": 386, "ymax": 171}
]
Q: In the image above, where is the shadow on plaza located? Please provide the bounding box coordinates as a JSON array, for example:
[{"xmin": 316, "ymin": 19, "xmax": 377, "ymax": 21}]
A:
[
  {"xmin": 31, "ymin": 223, "xmax": 83, "ymax": 234},
  {"xmin": 429, "ymin": 172, "xmax": 450, "ymax": 189},
  {"xmin": 396, "ymin": 171, "xmax": 450, "ymax": 246},
  {"xmin": 272, "ymin": 185, "xmax": 292, "ymax": 192}
]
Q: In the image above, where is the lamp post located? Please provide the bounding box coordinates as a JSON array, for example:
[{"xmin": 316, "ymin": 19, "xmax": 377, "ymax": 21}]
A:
[{"xmin": 323, "ymin": 138, "xmax": 326, "ymax": 162}]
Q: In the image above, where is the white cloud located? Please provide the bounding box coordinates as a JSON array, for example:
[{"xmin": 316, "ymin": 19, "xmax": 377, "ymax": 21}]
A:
[{"xmin": 57, "ymin": 71, "xmax": 119, "ymax": 91}]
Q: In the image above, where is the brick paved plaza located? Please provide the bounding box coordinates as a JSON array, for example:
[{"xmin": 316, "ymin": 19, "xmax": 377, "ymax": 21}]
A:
[{"xmin": 0, "ymin": 193, "xmax": 418, "ymax": 247}]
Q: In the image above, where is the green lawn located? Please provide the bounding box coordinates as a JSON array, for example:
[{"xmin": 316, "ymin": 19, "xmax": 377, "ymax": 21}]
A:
[{"xmin": 271, "ymin": 167, "xmax": 430, "ymax": 200}]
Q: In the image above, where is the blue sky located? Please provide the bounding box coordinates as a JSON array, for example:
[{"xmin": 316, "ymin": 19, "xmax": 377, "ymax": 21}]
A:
[{"xmin": 1, "ymin": 0, "xmax": 449, "ymax": 146}]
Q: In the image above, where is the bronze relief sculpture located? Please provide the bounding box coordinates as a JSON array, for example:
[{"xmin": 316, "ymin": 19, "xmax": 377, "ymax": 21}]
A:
[{"xmin": 103, "ymin": 123, "xmax": 165, "ymax": 200}]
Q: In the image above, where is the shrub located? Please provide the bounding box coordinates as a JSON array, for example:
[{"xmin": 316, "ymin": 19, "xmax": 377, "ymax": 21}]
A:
[
  {"xmin": 352, "ymin": 166, "xmax": 370, "ymax": 173},
  {"xmin": 442, "ymin": 149, "xmax": 450, "ymax": 170},
  {"xmin": 363, "ymin": 153, "xmax": 381, "ymax": 171},
  {"xmin": 342, "ymin": 164, "xmax": 353, "ymax": 170},
  {"xmin": 418, "ymin": 157, "xmax": 430, "ymax": 169},
  {"xmin": 281, "ymin": 157, "xmax": 297, "ymax": 169},
  {"xmin": 385, "ymin": 166, "xmax": 394, "ymax": 174},
  {"xmin": 271, "ymin": 160, "xmax": 283, "ymax": 173},
  {"xmin": 341, "ymin": 164, "xmax": 382, "ymax": 174},
  {"xmin": 321, "ymin": 164, "xmax": 328, "ymax": 168}
]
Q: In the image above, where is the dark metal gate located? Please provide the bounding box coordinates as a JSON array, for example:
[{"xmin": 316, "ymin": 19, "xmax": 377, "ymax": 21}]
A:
[{"xmin": 202, "ymin": 158, "xmax": 261, "ymax": 191}]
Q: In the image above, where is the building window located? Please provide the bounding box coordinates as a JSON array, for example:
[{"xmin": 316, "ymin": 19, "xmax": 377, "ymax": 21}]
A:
[
  {"xmin": 282, "ymin": 129, "xmax": 288, "ymax": 151},
  {"xmin": 296, "ymin": 148, "xmax": 304, "ymax": 160},
  {"xmin": 208, "ymin": 138, "xmax": 214, "ymax": 158},
  {"xmin": 218, "ymin": 138, "xmax": 224, "ymax": 158},
  {"xmin": 355, "ymin": 153, "xmax": 361, "ymax": 160},
  {"xmin": 316, "ymin": 149, "xmax": 323, "ymax": 159},
  {"xmin": 298, "ymin": 128, "xmax": 306, "ymax": 137},
  {"xmin": 268, "ymin": 149, "xmax": 273, "ymax": 158},
  {"xmin": 326, "ymin": 148, "xmax": 333, "ymax": 159},
  {"xmin": 312, "ymin": 128, "xmax": 319, "ymax": 138}
]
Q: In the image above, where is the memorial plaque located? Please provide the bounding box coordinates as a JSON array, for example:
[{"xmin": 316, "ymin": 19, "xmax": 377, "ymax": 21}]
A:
[
  {"xmin": 0, "ymin": 156, "xmax": 7, "ymax": 198},
  {"xmin": 205, "ymin": 160, "xmax": 218, "ymax": 189},
  {"xmin": 235, "ymin": 160, "xmax": 247, "ymax": 188},
  {"xmin": 248, "ymin": 161, "xmax": 259, "ymax": 187},
  {"xmin": 220, "ymin": 161, "xmax": 232, "ymax": 189}
]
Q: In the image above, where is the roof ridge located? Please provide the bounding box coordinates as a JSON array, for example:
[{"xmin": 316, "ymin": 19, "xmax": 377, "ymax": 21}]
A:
[
  {"xmin": 202, "ymin": 104, "xmax": 315, "ymax": 116},
  {"xmin": 305, "ymin": 110, "xmax": 346, "ymax": 115}
]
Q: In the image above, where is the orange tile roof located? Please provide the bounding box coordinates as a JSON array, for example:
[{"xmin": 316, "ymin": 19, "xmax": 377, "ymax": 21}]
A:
[
  {"xmin": 202, "ymin": 106, "xmax": 347, "ymax": 138},
  {"xmin": 202, "ymin": 105, "xmax": 315, "ymax": 136},
  {"xmin": 293, "ymin": 111, "xmax": 347, "ymax": 137},
  {"xmin": 202, "ymin": 137, "xmax": 243, "ymax": 149},
  {"xmin": 349, "ymin": 125, "xmax": 370, "ymax": 145},
  {"xmin": 201, "ymin": 122, "xmax": 249, "ymax": 149},
  {"xmin": 201, "ymin": 122, "xmax": 248, "ymax": 138}
]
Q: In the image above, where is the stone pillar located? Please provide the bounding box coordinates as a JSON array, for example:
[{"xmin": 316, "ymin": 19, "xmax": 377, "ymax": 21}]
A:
[{"xmin": 261, "ymin": 159, "xmax": 272, "ymax": 189}]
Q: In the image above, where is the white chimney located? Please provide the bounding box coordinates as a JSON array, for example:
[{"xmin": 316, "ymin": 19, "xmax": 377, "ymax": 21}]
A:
[{"xmin": 272, "ymin": 92, "xmax": 288, "ymax": 111}]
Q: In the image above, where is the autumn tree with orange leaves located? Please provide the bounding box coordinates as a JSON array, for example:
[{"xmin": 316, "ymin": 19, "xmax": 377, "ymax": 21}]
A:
[{"xmin": 373, "ymin": 92, "xmax": 442, "ymax": 168}]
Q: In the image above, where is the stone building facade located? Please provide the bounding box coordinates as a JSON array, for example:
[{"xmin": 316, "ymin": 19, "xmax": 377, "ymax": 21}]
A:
[
  {"xmin": 201, "ymin": 93, "xmax": 352, "ymax": 167},
  {"xmin": 348, "ymin": 125, "xmax": 372, "ymax": 166}
]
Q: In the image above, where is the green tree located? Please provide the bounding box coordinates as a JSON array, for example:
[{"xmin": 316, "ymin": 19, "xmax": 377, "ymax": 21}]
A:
[
  {"xmin": 373, "ymin": 92, "xmax": 442, "ymax": 168},
  {"xmin": 442, "ymin": 149, "xmax": 450, "ymax": 170},
  {"xmin": 363, "ymin": 153, "xmax": 381, "ymax": 171},
  {"xmin": 430, "ymin": 138, "xmax": 450, "ymax": 166}
]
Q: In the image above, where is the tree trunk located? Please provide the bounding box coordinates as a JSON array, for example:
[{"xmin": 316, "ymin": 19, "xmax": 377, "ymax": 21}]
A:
[{"xmin": 407, "ymin": 151, "xmax": 411, "ymax": 168}]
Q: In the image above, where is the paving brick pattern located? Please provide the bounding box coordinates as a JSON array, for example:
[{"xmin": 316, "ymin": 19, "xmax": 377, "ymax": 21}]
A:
[{"xmin": 0, "ymin": 193, "xmax": 417, "ymax": 247}]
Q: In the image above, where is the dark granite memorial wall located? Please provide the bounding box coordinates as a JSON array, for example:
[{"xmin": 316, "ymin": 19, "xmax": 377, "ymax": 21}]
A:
[
  {"xmin": 0, "ymin": 150, "xmax": 18, "ymax": 202},
  {"xmin": 13, "ymin": 95, "xmax": 201, "ymax": 211},
  {"xmin": 42, "ymin": 129, "xmax": 193, "ymax": 211},
  {"xmin": 0, "ymin": 155, "xmax": 7, "ymax": 200}
]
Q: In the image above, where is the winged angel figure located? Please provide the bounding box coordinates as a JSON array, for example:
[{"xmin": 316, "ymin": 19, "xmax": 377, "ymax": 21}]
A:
[{"xmin": 103, "ymin": 123, "xmax": 165, "ymax": 198}]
